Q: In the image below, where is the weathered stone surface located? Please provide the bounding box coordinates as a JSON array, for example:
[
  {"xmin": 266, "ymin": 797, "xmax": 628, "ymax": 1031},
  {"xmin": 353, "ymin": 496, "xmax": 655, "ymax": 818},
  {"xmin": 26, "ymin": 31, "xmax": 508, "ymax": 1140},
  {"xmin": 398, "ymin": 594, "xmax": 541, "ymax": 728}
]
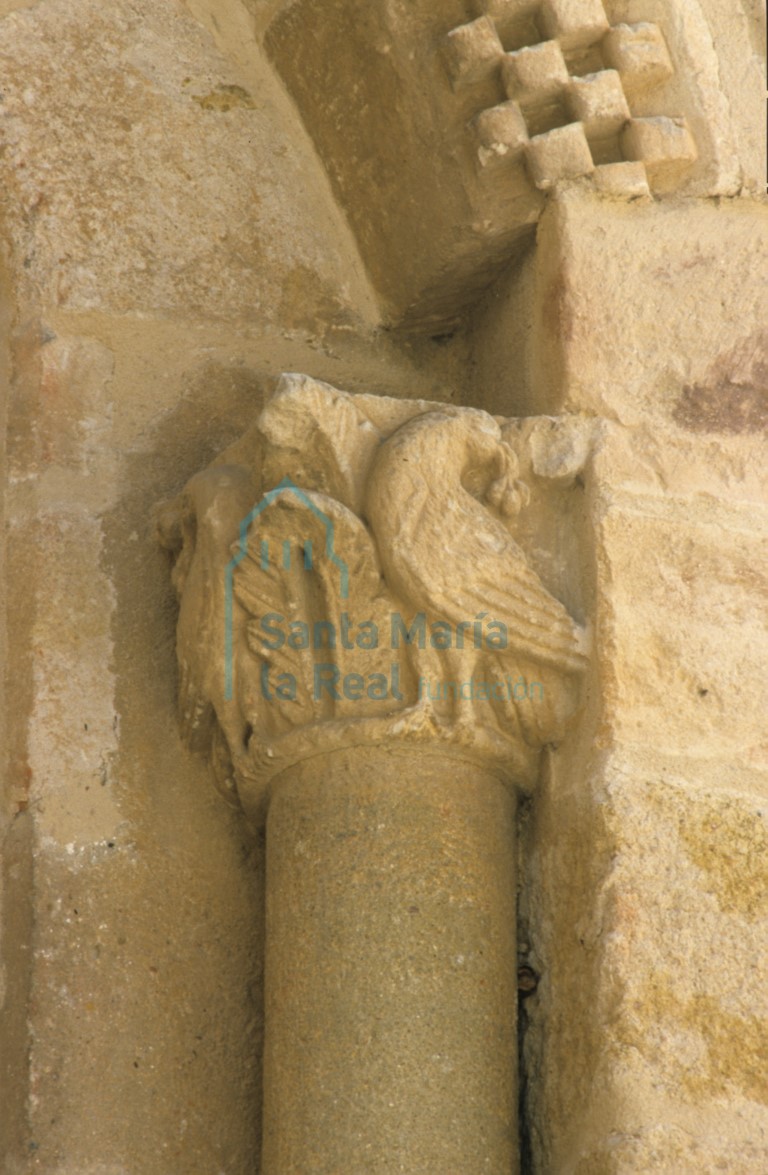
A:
[
  {"xmin": 262, "ymin": 0, "xmax": 757, "ymax": 327},
  {"xmin": 472, "ymin": 101, "xmax": 530, "ymax": 167},
  {"xmin": 0, "ymin": 0, "xmax": 377, "ymax": 326},
  {"xmin": 602, "ymin": 21, "xmax": 674, "ymax": 92},
  {"xmin": 158, "ymin": 375, "xmax": 594, "ymax": 1171},
  {"xmin": 672, "ymin": 0, "xmax": 765, "ymax": 193},
  {"xmin": 461, "ymin": 174, "xmax": 768, "ymax": 1172},
  {"xmin": 262, "ymin": 750, "xmax": 519, "ymax": 1174},
  {"xmin": 526, "ymin": 122, "xmax": 595, "ymax": 189},
  {"xmin": 591, "ymin": 160, "xmax": 650, "ymax": 196},
  {"xmin": 1, "ymin": 339, "xmax": 469, "ymax": 1173},
  {"xmin": 0, "ymin": 0, "xmax": 764, "ymax": 1170},
  {"xmin": 265, "ymin": 0, "xmax": 543, "ymax": 331},
  {"xmin": 0, "ymin": 7, "xmax": 475, "ymax": 1168},
  {"xmin": 159, "ymin": 374, "xmax": 589, "ymax": 812},
  {"xmin": 567, "ymin": 70, "xmax": 631, "ymax": 138},
  {"xmin": 539, "ymin": 0, "xmax": 609, "ymax": 51},
  {"xmin": 502, "ymin": 41, "xmax": 570, "ymax": 102},
  {"xmin": 596, "ymin": 506, "xmax": 768, "ymax": 760},
  {"xmin": 522, "ymin": 740, "xmax": 768, "ymax": 1172},
  {"xmin": 621, "ymin": 115, "xmax": 698, "ymax": 187},
  {"xmin": 472, "ymin": 191, "xmax": 768, "ymax": 422},
  {"xmin": 443, "ymin": 15, "xmax": 504, "ymax": 90}
]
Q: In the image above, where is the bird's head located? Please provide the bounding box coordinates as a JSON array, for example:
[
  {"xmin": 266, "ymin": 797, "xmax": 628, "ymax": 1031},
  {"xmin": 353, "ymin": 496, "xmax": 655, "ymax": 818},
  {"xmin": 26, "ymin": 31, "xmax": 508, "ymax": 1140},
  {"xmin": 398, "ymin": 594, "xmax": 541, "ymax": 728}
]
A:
[
  {"xmin": 461, "ymin": 418, "xmax": 530, "ymax": 519},
  {"xmin": 485, "ymin": 442, "xmax": 530, "ymax": 518}
]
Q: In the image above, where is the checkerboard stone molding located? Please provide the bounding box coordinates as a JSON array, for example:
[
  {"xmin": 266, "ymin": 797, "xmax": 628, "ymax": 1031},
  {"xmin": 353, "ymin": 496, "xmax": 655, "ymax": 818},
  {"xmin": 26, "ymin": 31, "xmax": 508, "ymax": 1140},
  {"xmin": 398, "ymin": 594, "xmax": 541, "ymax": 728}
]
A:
[
  {"xmin": 263, "ymin": 0, "xmax": 729, "ymax": 329},
  {"xmin": 443, "ymin": 6, "xmax": 696, "ymax": 196}
]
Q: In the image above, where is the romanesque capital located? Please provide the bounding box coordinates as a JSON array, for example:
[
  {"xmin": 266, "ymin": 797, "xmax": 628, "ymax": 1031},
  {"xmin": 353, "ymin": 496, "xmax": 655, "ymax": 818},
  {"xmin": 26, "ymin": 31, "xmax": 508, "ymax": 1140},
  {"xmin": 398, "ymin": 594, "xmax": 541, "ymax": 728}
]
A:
[{"xmin": 158, "ymin": 375, "xmax": 589, "ymax": 817}]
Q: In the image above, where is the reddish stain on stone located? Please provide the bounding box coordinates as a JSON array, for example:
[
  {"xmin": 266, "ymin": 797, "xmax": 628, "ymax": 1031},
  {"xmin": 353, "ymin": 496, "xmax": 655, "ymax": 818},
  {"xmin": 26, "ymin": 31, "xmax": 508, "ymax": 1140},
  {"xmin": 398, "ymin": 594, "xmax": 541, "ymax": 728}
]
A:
[
  {"xmin": 542, "ymin": 268, "xmax": 574, "ymax": 344},
  {"xmin": 674, "ymin": 331, "xmax": 768, "ymax": 434}
]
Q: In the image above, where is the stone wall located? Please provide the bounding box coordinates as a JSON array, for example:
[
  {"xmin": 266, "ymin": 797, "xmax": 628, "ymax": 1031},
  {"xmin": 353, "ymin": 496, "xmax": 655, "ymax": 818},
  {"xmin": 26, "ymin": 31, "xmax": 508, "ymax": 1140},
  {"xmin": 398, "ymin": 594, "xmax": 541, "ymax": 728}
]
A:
[
  {"xmin": 0, "ymin": 0, "xmax": 765, "ymax": 1171},
  {"xmin": 507, "ymin": 193, "xmax": 768, "ymax": 1171}
]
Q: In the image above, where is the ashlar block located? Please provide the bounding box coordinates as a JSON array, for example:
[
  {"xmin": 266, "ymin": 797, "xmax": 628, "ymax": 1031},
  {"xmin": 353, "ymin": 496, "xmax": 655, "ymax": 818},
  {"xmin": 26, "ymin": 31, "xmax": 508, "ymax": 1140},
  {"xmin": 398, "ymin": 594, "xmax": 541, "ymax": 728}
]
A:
[
  {"xmin": 472, "ymin": 101, "xmax": 529, "ymax": 166},
  {"xmin": 567, "ymin": 69, "xmax": 630, "ymax": 138},
  {"xmin": 602, "ymin": 22, "xmax": 674, "ymax": 92},
  {"xmin": 621, "ymin": 115, "xmax": 697, "ymax": 183},
  {"xmin": 471, "ymin": 0, "xmax": 540, "ymax": 20},
  {"xmin": 539, "ymin": 0, "xmax": 610, "ymax": 51},
  {"xmin": 526, "ymin": 121, "xmax": 594, "ymax": 188},
  {"xmin": 470, "ymin": 0, "xmax": 541, "ymax": 41},
  {"xmin": 502, "ymin": 40, "xmax": 569, "ymax": 102},
  {"xmin": 442, "ymin": 16, "xmax": 504, "ymax": 90},
  {"xmin": 592, "ymin": 160, "xmax": 650, "ymax": 196}
]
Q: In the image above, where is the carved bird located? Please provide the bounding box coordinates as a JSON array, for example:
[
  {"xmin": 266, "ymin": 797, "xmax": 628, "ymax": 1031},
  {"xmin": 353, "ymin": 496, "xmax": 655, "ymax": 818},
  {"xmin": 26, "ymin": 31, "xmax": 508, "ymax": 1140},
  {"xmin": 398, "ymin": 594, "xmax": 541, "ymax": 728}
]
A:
[{"xmin": 363, "ymin": 409, "xmax": 587, "ymax": 739}]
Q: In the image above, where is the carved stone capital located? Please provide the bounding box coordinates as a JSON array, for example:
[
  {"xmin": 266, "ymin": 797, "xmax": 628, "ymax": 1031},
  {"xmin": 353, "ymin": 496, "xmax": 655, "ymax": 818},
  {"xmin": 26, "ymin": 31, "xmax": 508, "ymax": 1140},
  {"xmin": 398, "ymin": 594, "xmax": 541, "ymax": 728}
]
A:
[{"xmin": 158, "ymin": 374, "xmax": 589, "ymax": 820}]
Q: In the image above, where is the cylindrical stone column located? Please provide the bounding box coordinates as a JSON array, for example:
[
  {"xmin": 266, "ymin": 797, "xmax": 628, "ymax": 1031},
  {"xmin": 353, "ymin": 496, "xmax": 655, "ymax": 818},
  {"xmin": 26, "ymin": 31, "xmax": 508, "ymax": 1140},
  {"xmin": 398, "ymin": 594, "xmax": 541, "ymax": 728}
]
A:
[
  {"xmin": 162, "ymin": 381, "xmax": 587, "ymax": 1172},
  {"xmin": 261, "ymin": 746, "xmax": 518, "ymax": 1175}
]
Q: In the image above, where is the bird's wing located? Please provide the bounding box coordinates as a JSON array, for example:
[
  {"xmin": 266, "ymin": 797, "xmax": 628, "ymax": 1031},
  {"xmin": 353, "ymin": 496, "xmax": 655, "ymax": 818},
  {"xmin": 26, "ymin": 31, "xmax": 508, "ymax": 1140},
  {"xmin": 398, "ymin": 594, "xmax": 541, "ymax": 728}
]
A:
[{"xmin": 392, "ymin": 497, "xmax": 587, "ymax": 673}]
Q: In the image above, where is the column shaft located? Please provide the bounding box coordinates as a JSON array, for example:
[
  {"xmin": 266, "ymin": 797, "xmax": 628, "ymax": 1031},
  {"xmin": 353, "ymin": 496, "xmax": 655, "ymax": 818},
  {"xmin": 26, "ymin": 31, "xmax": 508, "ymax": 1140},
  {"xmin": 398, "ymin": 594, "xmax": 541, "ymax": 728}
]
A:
[{"xmin": 261, "ymin": 747, "xmax": 518, "ymax": 1174}]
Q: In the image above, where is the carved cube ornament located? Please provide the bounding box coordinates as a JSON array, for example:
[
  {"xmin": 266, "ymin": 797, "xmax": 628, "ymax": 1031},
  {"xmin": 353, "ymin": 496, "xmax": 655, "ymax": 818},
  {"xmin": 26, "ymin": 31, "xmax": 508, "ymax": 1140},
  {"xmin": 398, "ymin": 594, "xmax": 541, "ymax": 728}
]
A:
[{"xmin": 159, "ymin": 374, "xmax": 588, "ymax": 818}]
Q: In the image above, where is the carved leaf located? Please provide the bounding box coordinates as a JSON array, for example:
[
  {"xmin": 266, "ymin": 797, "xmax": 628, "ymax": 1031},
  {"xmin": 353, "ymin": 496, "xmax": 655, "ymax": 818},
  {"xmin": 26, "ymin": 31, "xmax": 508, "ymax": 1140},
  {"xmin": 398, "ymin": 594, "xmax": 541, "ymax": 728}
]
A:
[
  {"xmin": 156, "ymin": 465, "xmax": 258, "ymax": 755},
  {"xmin": 235, "ymin": 500, "xmax": 319, "ymax": 735},
  {"xmin": 234, "ymin": 486, "xmax": 395, "ymax": 734}
]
